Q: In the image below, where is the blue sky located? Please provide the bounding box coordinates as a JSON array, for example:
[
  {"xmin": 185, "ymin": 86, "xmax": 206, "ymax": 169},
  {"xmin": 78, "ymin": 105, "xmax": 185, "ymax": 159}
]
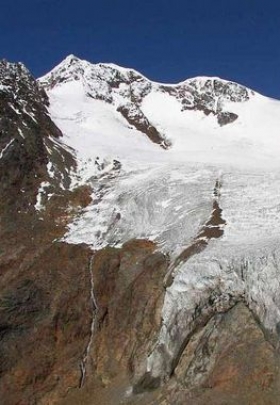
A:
[{"xmin": 1, "ymin": 0, "xmax": 280, "ymax": 97}]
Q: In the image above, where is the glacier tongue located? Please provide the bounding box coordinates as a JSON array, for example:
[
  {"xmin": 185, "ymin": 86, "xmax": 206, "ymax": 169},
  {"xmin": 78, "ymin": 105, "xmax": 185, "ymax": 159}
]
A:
[{"xmin": 143, "ymin": 168, "xmax": 280, "ymax": 384}]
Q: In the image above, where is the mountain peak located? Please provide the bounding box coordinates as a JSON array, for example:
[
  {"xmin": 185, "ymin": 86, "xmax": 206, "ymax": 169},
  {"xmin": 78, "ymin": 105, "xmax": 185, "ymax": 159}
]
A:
[
  {"xmin": 39, "ymin": 56, "xmax": 255, "ymax": 102},
  {"xmin": 64, "ymin": 53, "xmax": 80, "ymax": 62},
  {"xmin": 0, "ymin": 59, "xmax": 34, "ymax": 86},
  {"xmin": 39, "ymin": 55, "xmax": 147, "ymax": 90},
  {"xmin": 38, "ymin": 56, "xmax": 257, "ymax": 134}
]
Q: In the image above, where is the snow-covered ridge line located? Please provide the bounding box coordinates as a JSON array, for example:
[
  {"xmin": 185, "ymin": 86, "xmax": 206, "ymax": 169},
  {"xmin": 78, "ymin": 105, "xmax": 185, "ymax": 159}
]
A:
[
  {"xmin": 39, "ymin": 54, "xmax": 257, "ymax": 94},
  {"xmin": 39, "ymin": 53, "xmax": 262, "ymax": 160}
]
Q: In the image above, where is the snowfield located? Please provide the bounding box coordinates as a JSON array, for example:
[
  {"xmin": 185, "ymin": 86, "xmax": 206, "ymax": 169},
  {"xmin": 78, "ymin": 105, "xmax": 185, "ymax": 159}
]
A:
[{"xmin": 40, "ymin": 55, "xmax": 280, "ymax": 382}]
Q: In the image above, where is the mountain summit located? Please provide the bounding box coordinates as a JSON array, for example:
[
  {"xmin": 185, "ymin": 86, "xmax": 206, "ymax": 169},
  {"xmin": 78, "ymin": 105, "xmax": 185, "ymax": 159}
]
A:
[
  {"xmin": 40, "ymin": 55, "xmax": 255, "ymax": 136},
  {"xmin": 1, "ymin": 57, "xmax": 280, "ymax": 404}
]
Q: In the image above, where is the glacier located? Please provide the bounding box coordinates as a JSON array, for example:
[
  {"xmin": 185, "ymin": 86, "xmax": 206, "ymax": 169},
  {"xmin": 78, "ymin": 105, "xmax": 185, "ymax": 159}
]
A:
[{"xmin": 39, "ymin": 55, "xmax": 280, "ymax": 385}]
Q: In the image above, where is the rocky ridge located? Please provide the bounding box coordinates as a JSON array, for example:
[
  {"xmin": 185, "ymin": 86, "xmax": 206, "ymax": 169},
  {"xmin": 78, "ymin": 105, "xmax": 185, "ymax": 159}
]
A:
[
  {"xmin": 0, "ymin": 59, "xmax": 76, "ymax": 218},
  {"xmin": 39, "ymin": 55, "xmax": 252, "ymax": 148}
]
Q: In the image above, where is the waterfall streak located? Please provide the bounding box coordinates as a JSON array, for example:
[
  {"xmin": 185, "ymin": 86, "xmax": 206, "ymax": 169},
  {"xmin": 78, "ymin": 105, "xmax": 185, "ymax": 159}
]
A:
[{"xmin": 79, "ymin": 255, "xmax": 98, "ymax": 388}]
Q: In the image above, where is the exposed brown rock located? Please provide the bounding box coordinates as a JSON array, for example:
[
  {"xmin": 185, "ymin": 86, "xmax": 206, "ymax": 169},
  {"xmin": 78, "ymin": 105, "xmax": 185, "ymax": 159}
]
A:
[
  {"xmin": 61, "ymin": 303, "xmax": 280, "ymax": 405},
  {"xmin": 91, "ymin": 240, "xmax": 169, "ymax": 381},
  {"xmin": 69, "ymin": 184, "xmax": 93, "ymax": 209},
  {"xmin": 158, "ymin": 303, "xmax": 280, "ymax": 405},
  {"xmin": 58, "ymin": 240, "xmax": 169, "ymax": 405},
  {"xmin": 0, "ymin": 242, "xmax": 93, "ymax": 405},
  {"xmin": 117, "ymin": 104, "xmax": 170, "ymax": 148}
]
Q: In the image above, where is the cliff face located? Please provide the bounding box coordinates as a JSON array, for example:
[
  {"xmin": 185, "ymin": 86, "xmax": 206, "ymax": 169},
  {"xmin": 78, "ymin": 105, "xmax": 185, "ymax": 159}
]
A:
[
  {"xmin": 2, "ymin": 57, "xmax": 280, "ymax": 405},
  {"xmin": 0, "ymin": 61, "xmax": 93, "ymax": 404}
]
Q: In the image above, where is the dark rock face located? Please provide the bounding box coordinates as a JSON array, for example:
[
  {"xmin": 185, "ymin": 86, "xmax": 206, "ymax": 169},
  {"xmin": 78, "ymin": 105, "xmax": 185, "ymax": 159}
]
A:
[
  {"xmin": 58, "ymin": 297, "xmax": 280, "ymax": 405},
  {"xmin": 217, "ymin": 111, "xmax": 238, "ymax": 126},
  {"xmin": 117, "ymin": 104, "xmax": 170, "ymax": 148},
  {"xmin": 160, "ymin": 78, "xmax": 252, "ymax": 126},
  {"xmin": 0, "ymin": 60, "xmax": 95, "ymax": 404},
  {"xmin": 58, "ymin": 240, "xmax": 169, "ymax": 405},
  {"xmin": 0, "ymin": 242, "xmax": 93, "ymax": 405},
  {"xmin": 0, "ymin": 60, "xmax": 74, "ymax": 217},
  {"xmin": 91, "ymin": 240, "xmax": 168, "ymax": 382},
  {"xmin": 155, "ymin": 303, "xmax": 280, "ymax": 405}
]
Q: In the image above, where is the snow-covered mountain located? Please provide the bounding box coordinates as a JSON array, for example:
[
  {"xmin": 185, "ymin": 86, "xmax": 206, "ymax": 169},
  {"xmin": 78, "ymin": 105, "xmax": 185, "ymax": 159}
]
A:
[
  {"xmin": 39, "ymin": 54, "xmax": 280, "ymax": 167},
  {"xmin": 38, "ymin": 55, "xmax": 280, "ymax": 395},
  {"xmin": 38, "ymin": 55, "xmax": 280, "ymax": 253},
  {"xmin": 2, "ymin": 55, "xmax": 280, "ymax": 404}
]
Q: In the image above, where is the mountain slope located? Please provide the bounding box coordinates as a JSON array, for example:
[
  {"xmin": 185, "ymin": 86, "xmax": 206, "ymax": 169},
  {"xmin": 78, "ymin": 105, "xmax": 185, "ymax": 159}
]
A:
[
  {"xmin": 39, "ymin": 55, "xmax": 280, "ymax": 168},
  {"xmin": 38, "ymin": 56, "xmax": 280, "ymax": 404},
  {"xmin": 0, "ymin": 60, "xmax": 97, "ymax": 405},
  {"xmin": 2, "ymin": 56, "xmax": 280, "ymax": 404}
]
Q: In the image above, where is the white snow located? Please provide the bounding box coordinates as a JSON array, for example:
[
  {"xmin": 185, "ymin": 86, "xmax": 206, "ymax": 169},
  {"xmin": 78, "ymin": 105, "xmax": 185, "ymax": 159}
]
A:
[
  {"xmin": 9, "ymin": 102, "xmax": 21, "ymax": 115},
  {"xmin": 35, "ymin": 181, "xmax": 50, "ymax": 211},
  {"xmin": 0, "ymin": 84, "xmax": 11, "ymax": 92},
  {"xmin": 18, "ymin": 128, "xmax": 25, "ymax": 139},
  {"xmin": 0, "ymin": 139, "xmax": 14, "ymax": 159},
  {"xmin": 22, "ymin": 107, "xmax": 37, "ymax": 123},
  {"xmin": 47, "ymin": 161, "xmax": 55, "ymax": 178}
]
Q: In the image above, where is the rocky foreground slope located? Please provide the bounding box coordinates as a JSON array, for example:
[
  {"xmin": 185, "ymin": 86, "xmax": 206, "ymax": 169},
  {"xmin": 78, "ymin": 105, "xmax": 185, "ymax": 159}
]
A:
[{"xmin": 1, "ymin": 56, "xmax": 280, "ymax": 404}]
